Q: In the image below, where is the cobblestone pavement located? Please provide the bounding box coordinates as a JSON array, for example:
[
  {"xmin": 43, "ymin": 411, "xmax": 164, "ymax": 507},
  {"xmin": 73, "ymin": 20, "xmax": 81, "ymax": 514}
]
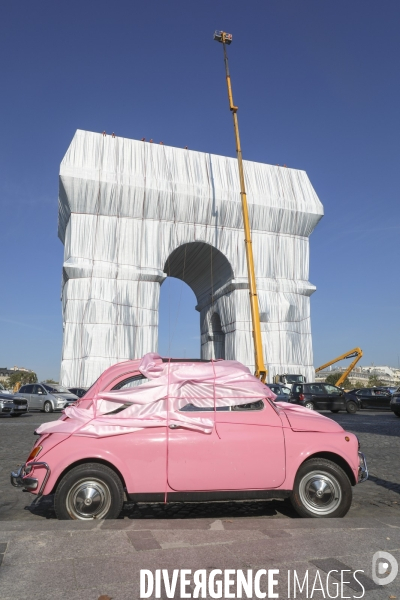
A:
[{"xmin": 1, "ymin": 409, "xmax": 399, "ymax": 521}]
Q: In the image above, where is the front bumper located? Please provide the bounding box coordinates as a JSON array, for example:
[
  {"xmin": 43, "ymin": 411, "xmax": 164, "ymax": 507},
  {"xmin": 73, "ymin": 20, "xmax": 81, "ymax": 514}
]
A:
[
  {"xmin": 11, "ymin": 462, "xmax": 51, "ymax": 496},
  {"xmin": 1, "ymin": 403, "xmax": 28, "ymax": 415},
  {"xmin": 358, "ymin": 451, "xmax": 368, "ymax": 483}
]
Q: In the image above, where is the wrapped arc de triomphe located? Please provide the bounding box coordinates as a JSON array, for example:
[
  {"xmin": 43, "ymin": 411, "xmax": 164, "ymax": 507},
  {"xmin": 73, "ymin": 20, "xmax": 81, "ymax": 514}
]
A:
[{"xmin": 58, "ymin": 130, "xmax": 323, "ymax": 387}]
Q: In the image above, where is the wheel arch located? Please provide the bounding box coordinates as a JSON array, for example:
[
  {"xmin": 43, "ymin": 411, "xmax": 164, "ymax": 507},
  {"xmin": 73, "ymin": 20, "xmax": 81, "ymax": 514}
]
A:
[
  {"xmin": 50, "ymin": 458, "xmax": 127, "ymax": 494},
  {"xmin": 301, "ymin": 451, "xmax": 356, "ymax": 486}
]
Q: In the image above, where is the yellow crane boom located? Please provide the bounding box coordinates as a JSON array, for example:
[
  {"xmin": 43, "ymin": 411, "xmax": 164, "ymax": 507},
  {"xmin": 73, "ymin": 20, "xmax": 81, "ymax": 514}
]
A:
[
  {"xmin": 214, "ymin": 30, "xmax": 267, "ymax": 383},
  {"xmin": 315, "ymin": 348, "xmax": 363, "ymax": 388}
]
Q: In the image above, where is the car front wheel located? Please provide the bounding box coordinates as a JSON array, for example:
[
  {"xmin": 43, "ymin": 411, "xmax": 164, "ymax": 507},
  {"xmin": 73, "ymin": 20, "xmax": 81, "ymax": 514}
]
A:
[
  {"xmin": 54, "ymin": 463, "xmax": 124, "ymax": 520},
  {"xmin": 346, "ymin": 401, "xmax": 358, "ymax": 414},
  {"xmin": 44, "ymin": 401, "xmax": 53, "ymax": 413},
  {"xmin": 290, "ymin": 458, "xmax": 352, "ymax": 518},
  {"xmin": 304, "ymin": 401, "xmax": 315, "ymax": 410}
]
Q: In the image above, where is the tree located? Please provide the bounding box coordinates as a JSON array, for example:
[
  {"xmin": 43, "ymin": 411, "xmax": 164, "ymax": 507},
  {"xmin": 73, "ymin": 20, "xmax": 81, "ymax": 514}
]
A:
[
  {"xmin": 368, "ymin": 374, "xmax": 384, "ymax": 387},
  {"xmin": 324, "ymin": 372, "xmax": 351, "ymax": 388},
  {"xmin": 7, "ymin": 370, "xmax": 38, "ymax": 390},
  {"xmin": 353, "ymin": 380, "xmax": 365, "ymax": 389},
  {"xmin": 44, "ymin": 379, "xmax": 59, "ymax": 384}
]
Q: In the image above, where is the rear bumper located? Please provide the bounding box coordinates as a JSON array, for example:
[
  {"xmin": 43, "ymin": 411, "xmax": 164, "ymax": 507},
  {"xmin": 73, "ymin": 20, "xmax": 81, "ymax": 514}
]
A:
[{"xmin": 11, "ymin": 462, "xmax": 51, "ymax": 495}]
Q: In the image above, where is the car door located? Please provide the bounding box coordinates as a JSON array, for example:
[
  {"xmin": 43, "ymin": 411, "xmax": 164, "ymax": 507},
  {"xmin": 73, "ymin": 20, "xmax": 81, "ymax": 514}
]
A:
[
  {"xmin": 356, "ymin": 388, "xmax": 372, "ymax": 408},
  {"xmin": 167, "ymin": 398, "xmax": 286, "ymax": 491},
  {"xmin": 19, "ymin": 384, "xmax": 33, "ymax": 408},
  {"xmin": 323, "ymin": 384, "xmax": 346, "ymax": 410},
  {"xmin": 29, "ymin": 385, "xmax": 43, "ymax": 409},
  {"xmin": 372, "ymin": 389, "xmax": 391, "ymax": 409},
  {"xmin": 308, "ymin": 384, "xmax": 328, "ymax": 409}
]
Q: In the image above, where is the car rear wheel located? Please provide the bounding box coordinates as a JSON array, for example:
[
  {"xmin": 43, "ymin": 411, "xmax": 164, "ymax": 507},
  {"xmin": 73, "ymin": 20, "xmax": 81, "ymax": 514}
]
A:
[
  {"xmin": 54, "ymin": 463, "xmax": 124, "ymax": 520},
  {"xmin": 44, "ymin": 401, "xmax": 53, "ymax": 413},
  {"xmin": 291, "ymin": 458, "xmax": 352, "ymax": 518},
  {"xmin": 394, "ymin": 412, "xmax": 400, "ymax": 418},
  {"xmin": 346, "ymin": 401, "xmax": 357, "ymax": 414},
  {"xmin": 304, "ymin": 401, "xmax": 315, "ymax": 410}
]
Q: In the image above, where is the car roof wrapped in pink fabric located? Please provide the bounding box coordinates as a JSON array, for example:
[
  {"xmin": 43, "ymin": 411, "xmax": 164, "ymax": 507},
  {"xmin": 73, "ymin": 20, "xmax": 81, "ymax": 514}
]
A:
[{"xmin": 36, "ymin": 353, "xmax": 276, "ymax": 438}]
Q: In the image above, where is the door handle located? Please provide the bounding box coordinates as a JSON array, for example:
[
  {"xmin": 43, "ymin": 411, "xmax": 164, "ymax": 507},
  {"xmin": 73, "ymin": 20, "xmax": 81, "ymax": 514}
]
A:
[{"xmin": 169, "ymin": 424, "xmax": 181, "ymax": 429}]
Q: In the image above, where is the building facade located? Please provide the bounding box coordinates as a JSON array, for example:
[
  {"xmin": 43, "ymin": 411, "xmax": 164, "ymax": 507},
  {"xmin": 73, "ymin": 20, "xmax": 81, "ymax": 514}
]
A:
[{"xmin": 58, "ymin": 130, "xmax": 324, "ymax": 387}]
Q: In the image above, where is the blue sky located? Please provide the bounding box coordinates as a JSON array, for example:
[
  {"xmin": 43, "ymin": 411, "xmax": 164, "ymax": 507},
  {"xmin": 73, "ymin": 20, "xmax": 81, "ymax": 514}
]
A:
[{"xmin": 1, "ymin": 1, "xmax": 399, "ymax": 380}]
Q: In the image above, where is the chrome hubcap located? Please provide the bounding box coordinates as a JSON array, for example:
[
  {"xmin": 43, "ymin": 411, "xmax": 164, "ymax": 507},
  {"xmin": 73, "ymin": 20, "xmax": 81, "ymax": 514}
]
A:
[
  {"xmin": 66, "ymin": 478, "xmax": 111, "ymax": 520},
  {"xmin": 305, "ymin": 402, "xmax": 314, "ymax": 410},
  {"xmin": 299, "ymin": 471, "xmax": 342, "ymax": 515}
]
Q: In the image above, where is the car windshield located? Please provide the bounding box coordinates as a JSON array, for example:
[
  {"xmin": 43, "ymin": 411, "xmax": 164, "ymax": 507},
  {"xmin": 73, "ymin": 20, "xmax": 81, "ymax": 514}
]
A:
[
  {"xmin": 43, "ymin": 384, "xmax": 70, "ymax": 394},
  {"xmin": 285, "ymin": 375, "xmax": 305, "ymax": 384}
]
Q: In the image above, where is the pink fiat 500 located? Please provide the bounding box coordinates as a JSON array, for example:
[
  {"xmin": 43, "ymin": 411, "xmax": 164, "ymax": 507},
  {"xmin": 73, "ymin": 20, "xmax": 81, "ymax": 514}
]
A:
[{"xmin": 11, "ymin": 355, "xmax": 368, "ymax": 520}]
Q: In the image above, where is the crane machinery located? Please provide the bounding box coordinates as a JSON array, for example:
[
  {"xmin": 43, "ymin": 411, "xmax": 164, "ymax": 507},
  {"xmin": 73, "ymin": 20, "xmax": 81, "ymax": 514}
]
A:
[
  {"xmin": 214, "ymin": 30, "xmax": 267, "ymax": 383},
  {"xmin": 315, "ymin": 348, "xmax": 363, "ymax": 388}
]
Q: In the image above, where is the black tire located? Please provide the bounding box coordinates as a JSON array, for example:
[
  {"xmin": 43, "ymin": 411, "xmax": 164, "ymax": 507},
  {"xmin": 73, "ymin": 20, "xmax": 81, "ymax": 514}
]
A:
[
  {"xmin": 10, "ymin": 414, "xmax": 22, "ymax": 417},
  {"xmin": 304, "ymin": 401, "xmax": 315, "ymax": 411},
  {"xmin": 346, "ymin": 401, "xmax": 357, "ymax": 414},
  {"xmin": 290, "ymin": 458, "xmax": 352, "ymax": 518},
  {"xmin": 394, "ymin": 412, "xmax": 400, "ymax": 418},
  {"xmin": 44, "ymin": 401, "xmax": 53, "ymax": 413},
  {"xmin": 54, "ymin": 463, "xmax": 124, "ymax": 520},
  {"xmin": 330, "ymin": 410, "xmax": 339, "ymax": 413}
]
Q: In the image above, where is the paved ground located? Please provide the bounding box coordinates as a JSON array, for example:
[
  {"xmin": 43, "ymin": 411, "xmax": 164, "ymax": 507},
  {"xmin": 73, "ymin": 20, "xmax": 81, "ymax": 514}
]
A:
[{"xmin": 0, "ymin": 409, "xmax": 399, "ymax": 599}]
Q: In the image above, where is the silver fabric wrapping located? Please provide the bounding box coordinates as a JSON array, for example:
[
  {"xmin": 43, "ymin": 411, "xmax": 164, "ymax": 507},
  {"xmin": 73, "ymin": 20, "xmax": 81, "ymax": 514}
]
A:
[{"xmin": 58, "ymin": 130, "xmax": 323, "ymax": 386}]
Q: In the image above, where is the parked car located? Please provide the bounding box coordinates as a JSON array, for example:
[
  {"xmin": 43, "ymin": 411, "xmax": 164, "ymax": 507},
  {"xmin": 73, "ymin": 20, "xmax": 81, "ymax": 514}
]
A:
[
  {"xmin": 390, "ymin": 390, "xmax": 400, "ymax": 417},
  {"xmin": 11, "ymin": 355, "xmax": 368, "ymax": 520},
  {"xmin": 15, "ymin": 383, "xmax": 78, "ymax": 413},
  {"xmin": 290, "ymin": 383, "xmax": 360, "ymax": 414},
  {"xmin": 68, "ymin": 387, "xmax": 88, "ymax": 398},
  {"xmin": 268, "ymin": 383, "xmax": 291, "ymax": 402},
  {"xmin": 0, "ymin": 391, "xmax": 28, "ymax": 417},
  {"xmin": 346, "ymin": 387, "xmax": 393, "ymax": 410}
]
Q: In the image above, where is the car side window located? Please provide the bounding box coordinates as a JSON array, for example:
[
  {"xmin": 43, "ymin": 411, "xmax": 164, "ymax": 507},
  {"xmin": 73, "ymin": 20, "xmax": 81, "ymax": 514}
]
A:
[
  {"xmin": 24, "ymin": 384, "xmax": 33, "ymax": 393},
  {"xmin": 357, "ymin": 389, "xmax": 371, "ymax": 396},
  {"xmin": 112, "ymin": 375, "xmax": 149, "ymax": 390},
  {"xmin": 309, "ymin": 384, "xmax": 325, "ymax": 394},
  {"xmin": 180, "ymin": 400, "xmax": 264, "ymax": 412},
  {"xmin": 232, "ymin": 400, "xmax": 264, "ymax": 411},
  {"xmin": 19, "ymin": 386, "xmax": 26, "ymax": 393},
  {"xmin": 324, "ymin": 385, "xmax": 341, "ymax": 395}
]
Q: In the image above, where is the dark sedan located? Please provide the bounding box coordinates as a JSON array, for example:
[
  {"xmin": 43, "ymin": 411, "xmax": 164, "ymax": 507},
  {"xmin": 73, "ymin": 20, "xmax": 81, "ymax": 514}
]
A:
[
  {"xmin": 346, "ymin": 387, "xmax": 393, "ymax": 410},
  {"xmin": 290, "ymin": 382, "xmax": 360, "ymax": 413},
  {"xmin": 0, "ymin": 392, "xmax": 28, "ymax": 417},
  {"xmin": 389, "ymin": 390, "xmax": 400, "ymax": 417}
]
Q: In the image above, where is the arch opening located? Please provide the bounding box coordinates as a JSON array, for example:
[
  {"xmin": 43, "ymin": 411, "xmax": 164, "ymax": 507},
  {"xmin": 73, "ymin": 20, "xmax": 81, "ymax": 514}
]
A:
[{"xmin": 163, "ymin": 242, "xmax": 234, "ymax": 307}]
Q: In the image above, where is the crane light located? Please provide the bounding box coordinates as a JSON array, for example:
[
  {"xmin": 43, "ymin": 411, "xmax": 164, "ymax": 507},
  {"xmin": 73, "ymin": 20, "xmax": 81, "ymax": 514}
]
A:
[{"xmin": 213, "ymin": 30, "xmax": 232, "ymax": 44}]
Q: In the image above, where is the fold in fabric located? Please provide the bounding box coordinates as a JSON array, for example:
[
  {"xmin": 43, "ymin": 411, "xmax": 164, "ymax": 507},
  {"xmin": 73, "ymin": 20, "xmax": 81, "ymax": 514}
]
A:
[{"xmin": 36, "ymin": 353, "xmax": 276, "ymax": 438}]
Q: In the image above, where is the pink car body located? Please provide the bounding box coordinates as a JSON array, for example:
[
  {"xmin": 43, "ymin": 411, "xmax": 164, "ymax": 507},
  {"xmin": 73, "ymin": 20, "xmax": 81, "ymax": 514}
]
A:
[{"xmin": 11, "ymin": 358, "xmax": 368, "ymax": 518}]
